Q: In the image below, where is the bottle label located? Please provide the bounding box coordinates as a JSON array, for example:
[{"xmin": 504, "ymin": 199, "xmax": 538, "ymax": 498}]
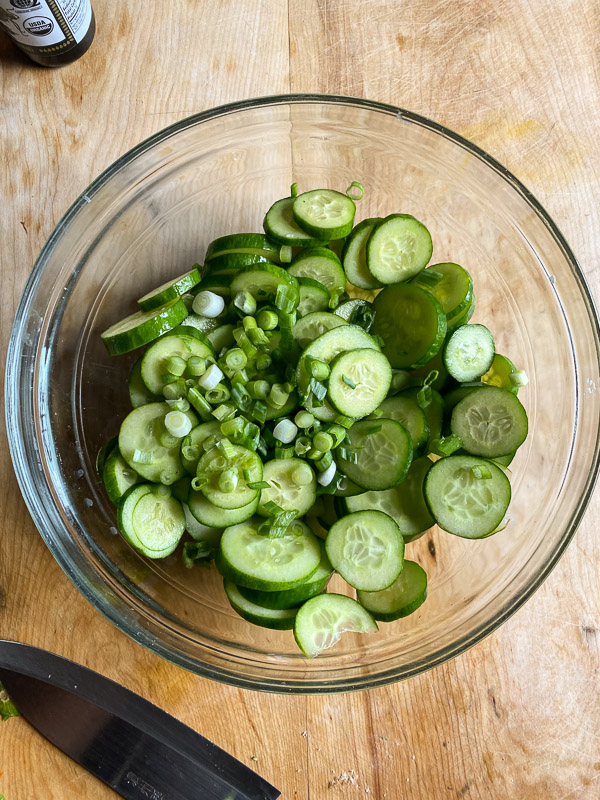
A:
[{"xmin": 0, "ymin": 0, "xmax": 92, "ymax": 51}]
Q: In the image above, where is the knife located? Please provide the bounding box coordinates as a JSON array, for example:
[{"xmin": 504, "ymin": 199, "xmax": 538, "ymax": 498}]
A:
[{"xmin": 0, "ymin": 641, "xmax": 280, "ymax": 800}]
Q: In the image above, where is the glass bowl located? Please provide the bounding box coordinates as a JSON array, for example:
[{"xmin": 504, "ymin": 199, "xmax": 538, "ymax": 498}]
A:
[{"xmin": 6, "ymin": 95, "xmax": 600, "ymax": 693}]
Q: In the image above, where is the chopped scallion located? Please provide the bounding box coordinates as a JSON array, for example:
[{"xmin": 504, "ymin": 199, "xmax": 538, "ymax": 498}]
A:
[{"xmin": 342, "ymin": 374, "xmax": 356, "ymax": 389}]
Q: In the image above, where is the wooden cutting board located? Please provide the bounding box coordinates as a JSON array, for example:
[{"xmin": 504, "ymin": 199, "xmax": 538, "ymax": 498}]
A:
[{"xmin": 1, "ymin": 1, "xmax": 599, "ymax": 798}]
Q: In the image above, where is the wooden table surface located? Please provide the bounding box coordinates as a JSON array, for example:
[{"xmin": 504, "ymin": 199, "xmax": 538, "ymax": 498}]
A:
[{"xmin": 1, "ymin": 1, "xmax": 599, "ymax": 798}]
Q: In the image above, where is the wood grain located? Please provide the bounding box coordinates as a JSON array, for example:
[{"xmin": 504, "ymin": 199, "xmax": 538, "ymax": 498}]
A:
[{"xmin": 1, "ymin": 1, "xmax": 599, "ymax": 799}]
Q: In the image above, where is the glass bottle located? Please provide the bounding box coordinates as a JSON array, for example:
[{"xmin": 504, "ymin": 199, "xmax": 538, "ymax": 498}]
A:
[{"xmin": 0, "ymin": 0, "xmax": 95, "ymax": 66}]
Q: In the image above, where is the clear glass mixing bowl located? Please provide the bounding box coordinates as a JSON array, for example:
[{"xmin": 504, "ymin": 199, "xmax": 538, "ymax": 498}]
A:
[{"xmin": 6, "ymin": 95, "xmax": 600, "ymax": 692}]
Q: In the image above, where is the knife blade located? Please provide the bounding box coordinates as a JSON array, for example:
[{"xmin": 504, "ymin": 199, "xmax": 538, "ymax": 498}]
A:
[{"xmin": 0, "ymin": 641, "xmax": 280, "ymax": 800}]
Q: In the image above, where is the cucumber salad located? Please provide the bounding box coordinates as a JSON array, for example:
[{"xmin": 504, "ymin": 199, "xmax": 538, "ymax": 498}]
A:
[{"xmin": 99, "ymin": 183, "xmax": 529, "ymax": 658}]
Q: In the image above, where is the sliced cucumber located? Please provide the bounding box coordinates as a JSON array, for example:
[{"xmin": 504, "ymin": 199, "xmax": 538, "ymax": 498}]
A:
[
  {"xmin": 288, "ymin": 248, "xmax": 346, "ymax": 300},
  {"xmin": 371, "ymin": 283, "xmax": 447, "ymax": 369},
  {"xmin": 296, "ymin": 277, "xmax": 330, "ymax": 316},
  {"xmin": 481, "ymin": 353, "xmax": 519, "ymax": 394},
  {"xmin": 443, "ymin": 323, "xmax": 495, "ymax": 382},
  {"xmin": 198, "ymin": 444, "xmax": 262, "ymax": 510},
  {"xmin": 410, "ymin": 349, "xmax": 449, "ymax": 393},
  {"xmin": 96, "ymin": 435, "xmax": 118, "ymax": 477},
  {"xmin": 137, "ymin": 268, "xmax": 201, "ymax": 311},
  {"xmin": 291, "ymin": 311, "xmax": 347, "ymax": 350},
  {"xmin": 216, "ymin": 518, "xmax": 321, "ymax": 591},
  {"xmin": 342, "ymin": 218, "xmax": 383, "ymax": 290},
  {"xmin": 207, "ymin": 323, "xmax": 236, "ymax": 353},
  {"xmin": 327, "ymin": 348, "xmax": 392, "ymax": 418},
  {"xmin": 140, "ymin": 328, "xmax": 215, "ymax": 395},
  {"xmin": 187, "ymin": 489, "xmax": 259, "ymax": 527},
  {"xmin": 257, "ymin": 458, "xmax": 317, "ymax": 517},
  {"xmin": 224, "ymin": 580, "xmax": 298, "ymax": 630},
  {"xmin": 190, "ymin": 273, "xmax": 233, "ymax": 298},
  {"xmin": 344, "ymin": 457, "xmax": 434, "ymax": 543},
  {"xmin": 181, "ymin": 421, "xmax": 224, "ymax": 475},
  {"xmin": 357, "ymin": 560, "xmax": 428, "ymax": 621},
  {"xmin": 296, "ymin": 325, "xmax": 381, "ymax": 394},
  {"xmin": 101, "ymin": 298, "xmax": 188, "ymax": 356},
  {"xmin": 206, "ymin": 252, "xmax": 276, "ymax": 274},
  {"xmin": 117, "ymin": 484, "xmax": 185, "ymax": 558},
  {"xmin": 334, "ymin": 299, "xmax": 375, "ymax": 332},
  {"xmin": 264, "ymin": 197, "xmax": 321, "ymax": 247},
  {"xmin": 374, "ymin": 395, "xmax": 429, "ymax": 457},
  {"xmin": 450, "ymin": 386, "xmax": 528, "ymax": 458},
  {"xmin": 293, "ymin": 593, "xmax": 378, "ymax": 658},
  {"xmin": 103, "ymin": 448, "xmax": 144, "ymax": 504},
  {"xmin": 292, "ymin": 189, "xmax": 356, "ymax": 240},
  {"xmin": 412, "ymin": 262, "xmax": 473, "ymax": 321},
  {"xmin": 172, "ymin": 475, "xmax": 192, "ymax": 503},
  {"xmin": 128, "ymin": 356, "xmax": 160, "ymax": 408},
  {"xmin": 230, "ymin": 264, "xmax": 299, "ymax": 307},
  {"xmin": 447, "ymin": 292, "xmax": 475, "ymax": 332},
  {"xmin": 398, "ymin": 386, "xmax": 444, "ymax": 454},
  {"xmin": 205, "ymin": 232, "xmax": 280, "ymax": 262},
  {"xmin": 337, "ymin": 418, "xmax": 413, "ymax": 491},
  {"xmin": 326, "ymin": 510, "xmax": 404, "ymax": 591},
  {"xmin": 119, "ymin": 402, "xmax": 198, "ymax": 485},
  {"xmin": 238, "ymin": 545, "xmax": 333, "ymax": 609},
  {"xmin": 182, "ymin": 502, "xmax": 222, "ymax": 544},
  {"xmin": 265, "ymin": 390, "xmax": 299, "ymax": 421},
  {"xmin": 424, "ymin": 454, "xmax": 511, "ymax": 538},
  {"xmin": 367, "ymin": 214, "xmax": 433, "ymax": 284}
]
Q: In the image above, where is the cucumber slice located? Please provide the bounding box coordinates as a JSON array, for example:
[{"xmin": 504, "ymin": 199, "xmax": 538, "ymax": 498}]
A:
[
  {"xmin": 443, "ymin": 324, "xmax": 495, "ymax": 382},
  {"xmin": 374, "ymin": 395, "xmax": 429, "ymax": 457},
  {"xmin": 128, "ymin": 356, "xmax": 160, "ymax": 408},
  {"xmin": 327, "ymin": 348, "xmax": 392, "ymax": 418},
  {"xmin": 296, "ymin": 324, "xmax": 381, "ymax": 393},
  {"xmin": 207, "ymin": 323, "xmax": 236, "ymax": 353},
  {"xmin": 224, "ymin": 580, "xmax": 299, "ymax": 630},
  {"xmin": 412, "ymin": 262, "xmax": 473, "ymax": 321},
  {"xmin": 357, "ymin": 560, "xmax": 428, "ymax": 621},
  {"xmin": 182, "ymin": 502, "xmax": 222, "ymax": 544},
  {"xmin": 447, "ymin": 292, "xmax": 476, "ymax": 332},
  {"xmin": 399, "ymin": 386, "xmax": 444, "ymax": 451},
  {"xmin": 410, "ymin": 349, "xmax": 449, "ymax": 392},
  {"xmin": 199, "ymin": 444, "xmax": 262, "ymax": 510},
  {"xmin": 205, "ymin": 233, "xmax": 280, "ymax": 262},
  {"xmin": 96, "ymin": 435, "xmax": 118, "ymax": 476},
  {"xmin": 181, "ymin": 421, "xmax": 224, "ymax": 475},
  {"xmin": 230, "ymin": 264, "xmax": 299, "ymax": 306},
  {"xmin": 424, "ymin": 454, "xmax": 511, "ymax": 538},
  {"xmin": 187, "ymin": 489, "xmax": 259, "ymax": 527},
  {"xmin": 366, "ymin": 214, "xmax": 433, "ymax": 284},
  {"xmin": 238, "ymin": 545, "xmax": 333, "ymax": 609},
  {"xmin": 140, "ymin": 329, "xmax": 215, "ymax": 395},
  {"xmin": 206, "ymin": 252, "xmax": 276, "ymax": 274},
  {"xmin": 293, "ymin": 593, "xmax": 378, "ymax": 658},
  {"xmin": 117, "ymin": 484, "xmax": 185, "ymax": 558},
  {"xmin": 101, "ymin": 298, "xmax": 188, "ymax": 356},
  {"xmin": 265, "ymin": 390, "xmax": 299, "ymax": 421},
  {"xmin": 292, "ymin": 189, "xmax": 356, "ymax": 240},
  {"xmin": 337, "ymin": 418, "xmax": 413, "ymax": 491},
  {"xmin": 334, "ymin": 475, "xmax": 364, "ymax": 497},
  {"xmin": 291, "ymin": 311, "xmax": 347, "ymax": 350},
  {"xmin": 119, "ymin": 402, "xmax": 198, "ymax": 485},
  {"xmin": 288, "ymin": 248, "xmax": 346, "ymax": 300},
  {"xmin": 264, "ymin": 197, "xmax": 322, "ymax": 247},
  {"xmin": 103, "ymin": 448, "xmax": 143, "ymax": 504},
  {"xmin": 481, "ymin": 353, "xmax": 519, "ymax": 394},
  {"xmin": 450, "ymin": 386, "xmax": 528, "ymax": 458},
  {"xmin": 117, "ymin": 486, "xmax": 185, "ymax": 558},
  {"xmin": 443, "ymin": 382, "xmax": 487, "ymax": 416},
  {"xmin": 344, "ymin": 457, "xmax": 435, "ymax": 543},
  {"xmin": 296, "ymin": 277, "xmax": 330, "ymax": 316},
  {"xmin": 326, "ymin": 510, "xmax": 404, "ymax": 591},
  {"xmin": 137, "ymin": 268, "xmax": 201, "ymax": 312},
  {"xmin": 334, "ymin": 299, "xmax": 375, "ymax": 331},
  {"xmin": 190, "ymin": 273, "xmax": 233, "ymax": 298},
  {"xmin": 216, "ymin": 518, "xmax": 321, "ymax": 591},
  {"xmin": 171, "ymin": 475, "xmax": 192, "ymax": 503},
  {"xmin": 342, "ymin": 218, "xmax": 383, "ymax": 290},
  {"xmin": 371, "ymin": 283, "xmax": 447, "ymax": 369},
  {"xmin": 257, "ymin": 458, "xmax": 317, "ymax": 517}
]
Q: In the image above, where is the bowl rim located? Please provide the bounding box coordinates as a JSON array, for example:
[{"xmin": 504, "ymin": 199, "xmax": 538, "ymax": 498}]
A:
[{"xmin": 6, "ymin": 93, "xmax": 600, "ymax": 693}]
